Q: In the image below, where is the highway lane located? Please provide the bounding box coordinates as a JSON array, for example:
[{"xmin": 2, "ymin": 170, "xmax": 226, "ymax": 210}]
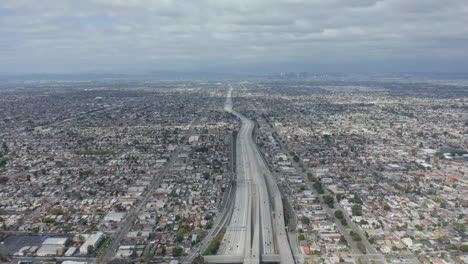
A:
[
  {"xmin": 220, "ymin": 98, "xmax": 252, "ymax": 257},
  {"xmin": 219, "ymin": 85, "xmax": 294, "ymax": 263},
  {"xmin": 244, "ymin": 120, "xmax": 275, "ymax": 256}
]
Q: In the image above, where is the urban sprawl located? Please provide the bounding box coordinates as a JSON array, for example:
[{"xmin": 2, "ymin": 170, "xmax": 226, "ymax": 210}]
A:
[{"xmin": 0, "ymin": 77, "xmax": 466, "ymax": 264}]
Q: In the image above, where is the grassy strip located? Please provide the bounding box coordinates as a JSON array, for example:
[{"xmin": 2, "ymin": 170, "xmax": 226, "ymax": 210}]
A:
[
  {"xmin": 357, "ymin": 241, "xmax": 367, "ymax": 254},
  {"xmin": 203, "ymin": 228, "xmax": 226, "ymax": 255},
  {"xmin": 96, "ymin": 237, "xmax": 112, "ymax": 255}
]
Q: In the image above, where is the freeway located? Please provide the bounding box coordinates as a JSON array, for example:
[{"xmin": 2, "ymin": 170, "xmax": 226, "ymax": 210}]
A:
[{"xmin": 216, "ymin": 85, "xmax": 294, "ymax": 263}]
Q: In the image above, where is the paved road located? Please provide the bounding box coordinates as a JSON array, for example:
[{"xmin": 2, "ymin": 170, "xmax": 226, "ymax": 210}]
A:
[
  {"xmin": 260, "ymin": 107, "xmax": 387, "ymax": 264},
  {"xmin": 182, "ymin": 172, "xmax": 236, "ymax": 263},
  {"xmin": 96, "ymin": 100, "xmax": 213, "ymax": 263},
  {"xmin": 218, "ymin": 85, "xmax": 294, "ymax": 263}
]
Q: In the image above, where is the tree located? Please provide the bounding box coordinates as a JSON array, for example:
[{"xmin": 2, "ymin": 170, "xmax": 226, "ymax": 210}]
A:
[
  {"xmin": 298, "ymin": 234, "xmax": 305, "ymax": 241},
  {"xmin": 339, "ymin": 236, "xmax": 347, "ymax": 244},
  {"xmin": 49, "ymin": 207, "xmax": 64, "ymax": 215},
  {"xmin": 323, "ymin": 195, "xmax": 334, "ymax": 208},
  {"xmin": 460, "ymin": 244, "xmax": 468, "ymax": 252},
  {"xmin": 350, "ymin": 231, "xmax": 362, "ymax": 241},
  {"xmin": 0, "ymin": 157, "xmax": 8, "ymax": 167},
  {"xmin": 173, "ymin": 247, "xmax": 183, "ymax": 257},
  {"xmin": 435, "ymin": 151, "xmax": 445, "ymax": 159},
  {"xmin": 42, "ymin": 217, "xmax": 54, "ymax": 223},
  {"xmin": 353, "ymin": 195, "xmax": 363, "ymax": 204},
  {"xmin": 340, "ymin": 218, "xmax": 348, "ymax": 226},
  {"xmin": 178, "ymin": 227, "xmax": 187, "ymax": 234},
  {"xmin": 336, "ymin": 194, "xmax": 343, "ymax": 201},
  {"xmin": 293, "ymin": 155, "xmax": 300, "ymax": 162},
  {"xmin": 313, "ymin": 182, "xmax": 324, "ymax": 194},
  {"xmin": 87, "ymin": 245, "xmax": 94, "ymax": 255},
  {"xmin": 352, "ymin": 205, "xmax": 362, "ymax": 216},
  {"xmin": 357, "ymin": 242, "xmax": 367, "ymax": 254},
  {"xmin": 301, "ymin": 216, "xmax": 310, "ymax": 225},
  {"xmin": 334, "ymin": 210, "xmax": 344, "ymax": 219},
  {"xmin": 1, "ymin": 142, "xmax": 8, "ymax": 153},
  {"xmin": 192, "ymin": 256, "xmax": 205, "ymax": 264}
]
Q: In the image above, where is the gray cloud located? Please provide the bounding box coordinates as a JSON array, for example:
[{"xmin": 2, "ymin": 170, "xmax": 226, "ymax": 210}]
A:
[{"xmin": 0, "ymin": 0, "xmax": 467, "ymax": 73}]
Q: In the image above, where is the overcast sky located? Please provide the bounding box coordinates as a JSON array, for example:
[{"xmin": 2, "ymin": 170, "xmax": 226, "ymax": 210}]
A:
[{"xmin": 1, "ymin": 0, "xmax": 468, "ymax": 74}]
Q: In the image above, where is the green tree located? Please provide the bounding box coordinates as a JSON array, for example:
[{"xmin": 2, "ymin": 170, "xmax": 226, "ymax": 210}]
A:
[
  {"xmin": 293, "ymin": 155, "xmax": 300, "ymax": 162},
  {"xmin": 341, "ymin": 218, "xmax": 348, "ymax": 226},
  {"xmin": 192, "ymin": 256, "xmax": 205, "ymax": 264},
  {"xmin": 334, "ymin": 210, "xmax": 344, "ymax": 219},
  {"xmin": 298, "ymin": 234, "xmax": 305, "ymax": 241},
  {"xmin": 435, "ymin": 152, "xmax": 445, "ymax": 159},
  {"xmin": 353, "ymin": 195, "xmax": 363, "ymax": 204},
  {"xmin": 336, "ymin": 194, "xmax": 343, "ymax": 201},
  {"xmin": 1, "ymin": 142, "xmax": 8, "ymax": 153},
  {"xmin": 173, "ymin": 247, "xmax": 183, "ymax": 257},
  {"xmin": 313, "ymin": 182, "xmax": 324, "ymax": 194},
  {"xmin": 178, "ymin": 227, "xmax": 187, "ymax": 234},
  {"xmin": 0, "ymin": 157, "xmax": 8, "ymax": 167},
  {"xmin": 87, "ymin": 245, "xmax": 94, "ymax": 255},
  {"xmin": 42, "ymin": 217, "xmax": 54, "ymax": 223},
  {"xmin": 339, "ymin": 236, "xmax": 347, "ymax": 244},
  {"xmin": 352, "ymin": 204, "xmax": 362, "ymax": 216},
  {"xmin": 460, "ymin": 244, "xmax": 468, "ymax": 252},
  {"xmin": 357, "ymin": 242, "xmax": 367, "ymax": 254},
  {"xmin": 350, "ymin": 231, "xmax": 362, "ymax": 241},
  {"xmin": 323, "ymin": 195, "xmax": 334, "ymax": 208},
  {"xmin": 49, "ymin": 208, "xmax": 64, "ymax": 215}
]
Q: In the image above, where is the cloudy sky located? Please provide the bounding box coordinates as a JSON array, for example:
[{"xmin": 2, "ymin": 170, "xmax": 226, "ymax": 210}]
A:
[{"xmin": 1, "ymin": 0, "xmax": 468, "ymax": 74}]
